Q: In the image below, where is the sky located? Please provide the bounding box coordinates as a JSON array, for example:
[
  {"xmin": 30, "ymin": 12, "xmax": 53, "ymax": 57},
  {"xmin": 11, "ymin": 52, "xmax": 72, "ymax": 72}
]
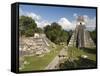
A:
[{"xmin": 19, "ymin": 4, "xmax": 96, "ymax": 31}]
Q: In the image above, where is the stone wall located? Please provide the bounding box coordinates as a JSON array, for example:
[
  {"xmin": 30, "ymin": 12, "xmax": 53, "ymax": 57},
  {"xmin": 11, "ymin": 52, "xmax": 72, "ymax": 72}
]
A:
[{"xmin": 19, "ymin": 34, "xmax": 54, "ymax": 57}]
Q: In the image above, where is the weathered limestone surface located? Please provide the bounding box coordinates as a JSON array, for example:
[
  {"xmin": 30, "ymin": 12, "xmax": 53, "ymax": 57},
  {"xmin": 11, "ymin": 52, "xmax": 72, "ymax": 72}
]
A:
[
  {"xmin": 68, "ymin": 16, "xmax": 95, "ymax": 48},
  {"xmin": 19, "ymin": 34, "xmax": 55, "ymax": 57},
  {"xmin": 68, "ymin": 32, "xmax": 76, "ymax": 47},
  {"xmin": 19, "ymin": 33, "xmax": 56, "ymax": 69},
  {"xmin": 84, "ymin": 30, "xmax": 96, "ymax": 48}
]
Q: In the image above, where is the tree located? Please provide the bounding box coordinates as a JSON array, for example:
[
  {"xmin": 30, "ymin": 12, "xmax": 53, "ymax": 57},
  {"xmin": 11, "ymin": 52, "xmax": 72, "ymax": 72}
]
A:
[
  {"xmin": 19, "ymin": 16, "xmax": 37, "ymax": 36},
  {"xmin": 90, "ymin": 28, "xmax": 96, "ymax": 44},
  {"xmin": 60, "ymin": 30, "xmax": 69, "ymax": 42},
  {"xmin": 44, "ymin": 22, "xmax": 69, "ymax": 44},
  {"xmin": 35, "ymin": 27, "xmax": 44, "ymax": 33}
]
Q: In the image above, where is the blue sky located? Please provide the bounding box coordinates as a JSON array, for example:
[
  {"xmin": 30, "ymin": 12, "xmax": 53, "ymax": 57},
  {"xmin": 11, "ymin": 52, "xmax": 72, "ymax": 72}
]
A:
[{"xmin": 19, "ymin": 4, "xmax": 96, "ymax": 30}]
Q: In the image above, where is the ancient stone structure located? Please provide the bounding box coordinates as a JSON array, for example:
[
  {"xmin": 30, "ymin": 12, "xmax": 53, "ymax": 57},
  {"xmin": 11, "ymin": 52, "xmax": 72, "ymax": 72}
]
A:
[
  {"xmin": 19, "ymin": 33, "xmax": 56, "ymax": 70},
  {"xmin": 68, "ymin": 16, "xmax": 95, "ymax": 48},
  {"xmin": 19, "ymin": 33, "xmax": 55, "ymax": 57}
]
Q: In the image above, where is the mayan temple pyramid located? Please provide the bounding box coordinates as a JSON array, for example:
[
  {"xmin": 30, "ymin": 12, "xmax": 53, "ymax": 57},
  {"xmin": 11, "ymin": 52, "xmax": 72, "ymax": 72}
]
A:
[{"xmin": 68, "ymin": 16, "xmax": 95, "ymax": 48}]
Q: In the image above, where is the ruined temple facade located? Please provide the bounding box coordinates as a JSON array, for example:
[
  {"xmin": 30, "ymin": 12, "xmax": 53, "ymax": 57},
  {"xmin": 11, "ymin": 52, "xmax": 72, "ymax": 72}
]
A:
[
  {"xmin": 68, "ymin": 16, "xmax": 95, "ymax": 48},
  {"xmin": 75, "ymin": 16, "xmax": 85, "ymax": 48}
]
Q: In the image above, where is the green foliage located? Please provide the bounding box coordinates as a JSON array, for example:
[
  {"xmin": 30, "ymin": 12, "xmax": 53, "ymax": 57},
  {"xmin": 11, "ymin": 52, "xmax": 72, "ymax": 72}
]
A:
[
  {"xmin": 25, "ymin": 29, "xmax": 34, "ymax": 37},
  {"xmin": 35, "ymin": 27, "xmax": 44, "ymax": 33},
  {"xmin": 19, "ymin": 16, "xmax": 69, "ymax": 40},
  {"xmin": 90, "ymin": 29, "xmax": 96, "ymax": 44},
  {"xmin": 60, "ymin": 30, "xmax": 69, "ymax": 42},
  {"xmin": 19, "ymin": 16, "xmax": 37, "ymax": 36},
  {"xmin": 67, "ymin": 47, "xmax": 96, "ymax": 61},
  {"xmin": 44, "ymin": 22, "xmax": 69, "ymax": 44}
]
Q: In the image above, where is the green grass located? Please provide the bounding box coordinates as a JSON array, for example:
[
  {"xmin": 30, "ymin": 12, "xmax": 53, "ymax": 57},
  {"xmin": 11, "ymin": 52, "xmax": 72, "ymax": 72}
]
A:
[
  {"xmin": 59, "ymin": 47, "xmax": 96, "ymax": 69},
  {"xmin": 20, "ymin": 45, "xmax": 63, "ymax": 71},
  {"xmin": 67, "ymin": 47, "xmax": 96, "ymax": 61}
]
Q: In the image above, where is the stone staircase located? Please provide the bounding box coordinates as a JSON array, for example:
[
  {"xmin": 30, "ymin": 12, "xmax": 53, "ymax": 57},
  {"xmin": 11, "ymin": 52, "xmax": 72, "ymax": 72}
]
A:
[
  {"xmin": 68, "ymin": 32, "xmax": 76, "ymax": 47},
  {"xmin": 19, "ymin": 34, "xmax": 54, "ymax": 57},
  {"xmin": 68, "ymin": 30, "xmax": 96, "ymax": 48}
]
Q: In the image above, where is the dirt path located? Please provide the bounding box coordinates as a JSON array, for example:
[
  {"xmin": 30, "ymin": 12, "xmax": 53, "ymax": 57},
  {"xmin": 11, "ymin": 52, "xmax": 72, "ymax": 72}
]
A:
[{"xmin": 45, "ymin": 46, "xmax": 68, "ymax": 70}]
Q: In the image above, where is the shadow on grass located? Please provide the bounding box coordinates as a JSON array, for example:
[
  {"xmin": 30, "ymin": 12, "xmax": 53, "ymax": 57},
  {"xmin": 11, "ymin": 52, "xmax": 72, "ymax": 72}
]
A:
[
  {"xmin": 59, "ymin": 57, "xmax": 96, "ymax": 69},
  {"xmin": 82, "ymin": 48, "xmax": 96, "ymax": 54}
]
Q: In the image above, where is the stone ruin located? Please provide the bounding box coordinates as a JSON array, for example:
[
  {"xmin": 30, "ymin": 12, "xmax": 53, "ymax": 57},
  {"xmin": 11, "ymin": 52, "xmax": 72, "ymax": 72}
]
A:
[
  {"xmin": 19, "ymin": 33, "xmax": 55, "ymax": 57},
  {"xmin": 68, "ymin": 16, "xmax": 96, "ymax": 48},
  {"xmin": 19, "ymin": 33, "xmax": 56, "ymax": 70}
]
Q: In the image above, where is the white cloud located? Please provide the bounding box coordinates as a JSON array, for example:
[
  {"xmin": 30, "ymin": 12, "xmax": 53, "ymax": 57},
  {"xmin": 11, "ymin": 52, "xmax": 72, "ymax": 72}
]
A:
[
  {"xmin": 58, "ymin": 17, "xmax": 75, "ymax": 30},
  {"xmin": 83, "ymin": 15, "xmax": 88, "ymax": 22},
  {"xmin": 73, "ymin": 13, "xmax": 96, "ymax": 30},
  {"xmin": 19, "ymin": 8, "xmax": 41, "ymax": 21},
  {"xmin": 19, "ymin": 8, "xmax": 49, "ymax": 28},
  {"xmin": 19, "ymin": 9, "xmax": 96, "ymax": 30},
  {"xmin": 19, "ymin": 8, "xmax": 26, "ymax": 16},
  {"xmin": 83, "ymin": 15, "xmax": 96, "ymax": 29},
  {"xmin": 36, "ymin": 20, "xmax": 50, "ymax": 28},
  {"xmin": 86, "ymin": 17, "xmax": 96, "ymax": 31},
  {"xmin": 73, "ymin": 13, "xmax": 78, "ymax": 18},
  {"xmin": 26, "ymin": 12, "xmax": 41, "ymax": 21},
  {"xmin": 20, "ymin": 9, "xmax": 75, "ymax": 30}
]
